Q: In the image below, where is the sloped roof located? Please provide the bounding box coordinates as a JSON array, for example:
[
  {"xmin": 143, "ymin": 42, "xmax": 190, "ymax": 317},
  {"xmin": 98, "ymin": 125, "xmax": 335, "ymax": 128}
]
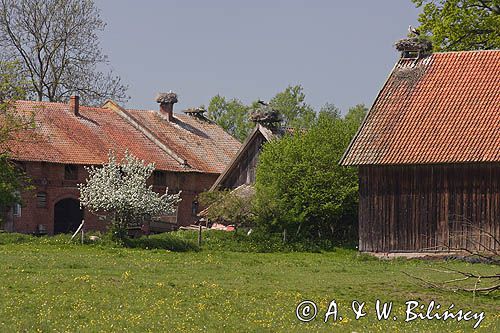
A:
[
  {"xmin": 341, "ymin": 50, "xmax": 500, "ymax": 166},
  {"xmin": 7, "ymin": 100, "xmax": 240, "ymax": 173},
  {"xmin": 209, "ymin": 124, "xmax": 276, "ymax": 191},
  {"xmin": 124, "ymin": 108, "xmax": 240, "ymax": 174}
]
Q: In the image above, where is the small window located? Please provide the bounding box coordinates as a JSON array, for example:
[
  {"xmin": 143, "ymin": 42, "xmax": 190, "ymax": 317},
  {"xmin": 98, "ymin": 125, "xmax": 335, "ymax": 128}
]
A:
[
  {"xmin": 64, "ymin": 164, "xmax": 78, "ymax": 180},
  {"xmin": 14, "ymin": 162, "xmax": 26, "ymax": 172},
  {"xmin": 36, "ymin": 192, "xmax": 47, "ymax": 208},
  {"xmin": 13, "ymin": 203, "xmax": 21, "ymax": 217},
  {"xmin": 153, "ymin": 171, "xmax": 167, "ymax": 186},
  {"xmin": 191, "ymin": 200, "xmax": 199, "ymax": 215}
]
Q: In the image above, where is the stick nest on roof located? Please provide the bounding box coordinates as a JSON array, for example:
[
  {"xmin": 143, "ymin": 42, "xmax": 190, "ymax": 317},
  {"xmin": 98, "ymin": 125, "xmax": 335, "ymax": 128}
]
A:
[
  {"xmin": 250, "ymin": 105, "xmax": 282, "ymax": 126},
  {"xmin": 395, "ymin": 37, "xmax": 432, "ymax": 53},
  {"xmin": 156, "ymin": 92, "xmax": 178, "ymax": 104}
]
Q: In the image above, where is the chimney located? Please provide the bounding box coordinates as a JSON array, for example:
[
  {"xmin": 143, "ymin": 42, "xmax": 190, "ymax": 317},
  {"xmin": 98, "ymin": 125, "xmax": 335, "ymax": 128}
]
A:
[
  {"xmin": 69, "ymin": 95, "xmax": 79, "ymax": 116},
  {"xmin": 156, "ymin": 91, "xmax": 178, "ymax": 121}
]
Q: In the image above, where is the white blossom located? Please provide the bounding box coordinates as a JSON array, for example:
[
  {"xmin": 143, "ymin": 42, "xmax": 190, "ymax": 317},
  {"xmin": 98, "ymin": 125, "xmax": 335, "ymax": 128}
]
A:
[{"xmin": 78, "ymin": 151, "xmax": 182, "ymax": 229}]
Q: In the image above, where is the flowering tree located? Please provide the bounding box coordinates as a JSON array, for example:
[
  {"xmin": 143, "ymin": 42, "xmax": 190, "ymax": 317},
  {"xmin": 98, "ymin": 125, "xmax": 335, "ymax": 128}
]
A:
[{"xmin": 79, "ymin": 152, "xmax": 181, "ymax": 240}]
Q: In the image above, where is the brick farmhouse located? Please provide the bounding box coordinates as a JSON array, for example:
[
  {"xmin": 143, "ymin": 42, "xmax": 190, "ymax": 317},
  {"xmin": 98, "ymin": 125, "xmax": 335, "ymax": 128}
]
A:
[{"xmin": 2, "ymin": 95, "xmax": 241, "ymax": 235}]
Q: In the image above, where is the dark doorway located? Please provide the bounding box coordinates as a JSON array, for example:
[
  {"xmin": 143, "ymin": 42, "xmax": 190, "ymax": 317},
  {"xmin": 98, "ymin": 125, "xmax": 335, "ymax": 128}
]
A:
[{"xmin": 54, "ymin": 198, "xmax": 83, "ymax": 234}]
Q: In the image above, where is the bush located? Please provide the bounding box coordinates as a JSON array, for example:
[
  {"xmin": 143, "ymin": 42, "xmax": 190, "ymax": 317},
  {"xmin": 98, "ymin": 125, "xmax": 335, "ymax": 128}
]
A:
[
  {"xmin": 253, "ymin": 107, "xmax": 366, "ymax": 242},
  {"xmin": 170, "ymin": 229, "xmax": 345, "ymax": 253},
  {"xmin": 123, "ymin": 233, "xmax": 199, "ymax": 252},
  {"xmin": 0, "ymin": 232, "xmax": 74, "ymax": 246},
  {"xmin": 0, "ymin": 232, "xmax": 32, "ymax": 245}
]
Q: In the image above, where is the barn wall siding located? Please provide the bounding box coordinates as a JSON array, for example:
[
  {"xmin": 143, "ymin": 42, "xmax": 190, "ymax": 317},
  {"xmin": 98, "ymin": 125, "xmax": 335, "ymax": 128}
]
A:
[
  {"xmin": 359, "ymin": 164, "xmax": 500, "ymax": 252},
  {"xmin": 221, "ymin": 133, "xmax": 265, "ymax": 189}
]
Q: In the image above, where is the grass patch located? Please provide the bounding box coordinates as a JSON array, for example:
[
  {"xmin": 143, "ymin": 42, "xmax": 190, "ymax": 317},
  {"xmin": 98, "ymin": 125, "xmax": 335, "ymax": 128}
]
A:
[
  {"xmin": 0, "ymin": 238, "xmax": 497, "ymax": 332},
  {"xmin": 171, "ymin": 229, "xmax": 346, "ymax": 252}
]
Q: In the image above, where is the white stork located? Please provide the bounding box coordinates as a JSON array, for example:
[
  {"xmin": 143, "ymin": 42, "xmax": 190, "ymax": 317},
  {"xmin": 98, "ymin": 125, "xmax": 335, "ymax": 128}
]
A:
[{"xmin": 408, "ymin": 25, "xmax": 420, "ymax": 36}]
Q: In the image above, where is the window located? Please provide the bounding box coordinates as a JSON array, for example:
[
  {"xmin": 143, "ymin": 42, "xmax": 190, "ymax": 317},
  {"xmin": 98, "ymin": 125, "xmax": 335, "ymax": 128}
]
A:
[
  {"xmin": 13, "ymin": 203, "xmax": 21, "ymax": 217},
  {"xmin": 153, "ymin": 171, "xmax": 167, "ymax": 186},
  {"xmin": 191, "ymin": 200, "xmax": 199, "ymax": 215},
  {"xmin": 64, "ymin": 164, "xmax": 78, "ymax": 180},
  {"xmin": 36, "ymin": 192, "xmax": 47, "ymax": 208}
]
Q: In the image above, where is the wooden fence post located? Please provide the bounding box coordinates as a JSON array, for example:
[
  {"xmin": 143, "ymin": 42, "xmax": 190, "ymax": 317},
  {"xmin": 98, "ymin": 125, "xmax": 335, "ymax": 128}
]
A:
[{"xmin": 198, "ymin": 225, "xmax": 202, "ymax": 248}]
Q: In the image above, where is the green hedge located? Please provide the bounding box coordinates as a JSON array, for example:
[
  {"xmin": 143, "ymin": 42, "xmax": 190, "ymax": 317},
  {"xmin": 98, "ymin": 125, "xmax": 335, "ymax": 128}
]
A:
[
  {"xmin": 123, "ymin": 233, "xmax": 199, "ymax": 252},
  {"xmin": 170, "ymin": 229, "xmax": 346, "ymax": 253}
]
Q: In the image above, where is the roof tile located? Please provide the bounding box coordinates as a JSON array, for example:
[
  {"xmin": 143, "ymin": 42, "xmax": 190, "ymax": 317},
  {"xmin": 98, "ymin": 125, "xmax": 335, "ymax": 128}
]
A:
[
  {"xmin": 7, "ymin": 100, "xmax": 241, "ymax": 173},
  {"xmin": 341, "ymin": 50, "xmax": 500, "ymax": 165}
]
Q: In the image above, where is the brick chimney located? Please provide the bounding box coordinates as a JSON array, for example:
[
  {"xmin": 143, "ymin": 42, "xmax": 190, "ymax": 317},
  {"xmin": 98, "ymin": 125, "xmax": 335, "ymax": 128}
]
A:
[
  {"xmin": 156, "ymin": 91, "xmax": 178, "ymax": 121},
  {"xmin": 69, "ymin": 95, "xmax": 80, "ymax": 116}
]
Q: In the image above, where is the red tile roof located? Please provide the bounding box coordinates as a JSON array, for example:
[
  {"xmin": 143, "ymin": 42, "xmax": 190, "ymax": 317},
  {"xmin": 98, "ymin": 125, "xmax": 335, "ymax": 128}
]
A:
[
  {"xmin": 341, "ymin": 50, "xmax": 500, "ymax": 165},
  {"xmin": 125, "ymin": 108, "xmax": 241, "ymax": 173},
  {"xmin": 7, "ymin": 100, "xmax": 241, "ymax": 173}
]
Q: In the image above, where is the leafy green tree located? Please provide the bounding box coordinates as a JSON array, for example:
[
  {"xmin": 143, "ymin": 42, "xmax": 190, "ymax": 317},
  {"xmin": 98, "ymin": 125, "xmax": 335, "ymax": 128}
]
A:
[
  {"xmin": 269, "ymin": 85, "xmax": 316, "ymax": 129},
  {"xmin": 0, "ymin": 61, "xmax": 32, "ymax": 224},
  {"xmin": 318, "ymin": 103, "xmax": 341, "ymax": 120},
  {"xmin": 412, "ymin": 0, "xmax": 500, "ymax": 51},
  {"xmin": 344, "ymin": 104, "xmax": 368, "ymax": 127},
  {"xmin": 207, "ymin": 95, "xmax": 253, "ymax": 142},
  {"xmin": 208, "ymin": 85, "xmax": 319, "ymax": 141},
  {"xmin": 79, "ymin": 152, "xmax": 182, "ymax": 241},
  {"xmin": 254, "ymin": 107, "xmax": 366, "ymax": 241}
]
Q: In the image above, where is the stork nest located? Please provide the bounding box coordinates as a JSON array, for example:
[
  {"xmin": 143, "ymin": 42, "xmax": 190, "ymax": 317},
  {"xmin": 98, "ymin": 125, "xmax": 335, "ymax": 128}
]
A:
[
  {"xmin": 156, "ymin": 92, "xmax": 178, "ymax": 104},
  {"xmin": 250, "ymin": 105, "xmax": 282, "ymax": 124},
  {"xmin": 183, "ymin": 107, "xmax": 206, "ymax": 114},
  {"xmin": 395, "ymin": 37, "xmax": 432, "ymax": 53}
]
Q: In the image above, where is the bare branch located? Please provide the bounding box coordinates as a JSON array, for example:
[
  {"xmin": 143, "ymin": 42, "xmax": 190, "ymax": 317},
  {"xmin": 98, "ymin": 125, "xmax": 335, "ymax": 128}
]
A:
[{"xmin": 0, "ymin": 0, "xmax": 128, "ymax": 105}]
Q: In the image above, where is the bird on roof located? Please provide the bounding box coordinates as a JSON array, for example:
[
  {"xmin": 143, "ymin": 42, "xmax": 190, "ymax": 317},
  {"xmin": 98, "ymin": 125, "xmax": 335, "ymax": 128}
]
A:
[
  {"xmin": 408, "ymin": 25, "xmax": 420, "ymax": 36},
  {"xmin": 257, "ymin": 100, "xmax": 268, "ymax": 106}
]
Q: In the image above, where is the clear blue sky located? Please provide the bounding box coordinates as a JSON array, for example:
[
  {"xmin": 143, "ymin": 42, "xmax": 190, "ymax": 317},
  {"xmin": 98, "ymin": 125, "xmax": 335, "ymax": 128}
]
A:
[{"xmin": 95, "ymin": 0, "xmax": 420, "ymax": 114}]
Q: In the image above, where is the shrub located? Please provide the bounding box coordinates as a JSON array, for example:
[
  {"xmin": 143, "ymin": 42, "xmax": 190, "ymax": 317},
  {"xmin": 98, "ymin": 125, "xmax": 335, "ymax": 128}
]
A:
[
  {"xmin": 198, "ymin": 186, "xmax": 255, "ymax": 228},
  {"xmin": 171, "ymin": 229, "xmax": 341, "ymax": 253},
  {"xmin": 123, "ymin": 233, "xmax": 199, "ymax": 252},
  {"xmin": 253, "ymin": 107, "xmax": 366, "ymax": 242},
  {"xmin": 0, "ymin": 232, "xmax": 32, "ymax": 245}
]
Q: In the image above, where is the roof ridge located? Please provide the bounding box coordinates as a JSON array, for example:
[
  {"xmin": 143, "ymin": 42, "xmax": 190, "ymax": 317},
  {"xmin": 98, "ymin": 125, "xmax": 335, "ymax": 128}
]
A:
[
  {"xmin": 209, "ymin": 125, "xmax": 268, "ymax": 191},
  {"xmin": 17, "ymin": 99, "xmax": 101, "ymax": 108},
  {"xmin": 102, "ymin": 100, "xmax": 192, "ymax": 169},
  {"xmin": 432, "ymin": 49, "xmax": 500, "ymax": 55}
]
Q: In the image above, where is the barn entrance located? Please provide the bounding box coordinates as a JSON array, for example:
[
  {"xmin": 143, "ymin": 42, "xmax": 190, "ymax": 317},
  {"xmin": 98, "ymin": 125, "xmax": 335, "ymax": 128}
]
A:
[{"xmin": 54, "ymin": 198, "xmax": 83, "ymax": 234}]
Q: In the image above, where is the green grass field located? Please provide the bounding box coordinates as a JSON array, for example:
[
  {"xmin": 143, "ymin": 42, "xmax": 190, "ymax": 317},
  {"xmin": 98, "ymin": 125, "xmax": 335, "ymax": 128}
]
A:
[{"xmin": 0, "ymin": 234, "xmax": 498, "ymax": 332}]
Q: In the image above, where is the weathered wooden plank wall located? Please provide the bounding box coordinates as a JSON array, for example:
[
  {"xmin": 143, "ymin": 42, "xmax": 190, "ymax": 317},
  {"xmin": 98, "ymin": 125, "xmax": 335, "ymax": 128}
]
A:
[
  {"xmin": 221, "ymin": 133, "xmax": 266, "ymax": 189},
  {"xmin": 359, "ymin": 164, "xmax": 500, "ymax": 252}
]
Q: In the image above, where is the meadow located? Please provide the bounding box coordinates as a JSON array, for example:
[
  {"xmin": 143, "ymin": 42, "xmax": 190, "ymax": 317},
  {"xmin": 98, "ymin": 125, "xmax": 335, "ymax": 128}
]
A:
[{"xmin": 0, "ymin": 232, "xmax": 498, "ymax": 332}]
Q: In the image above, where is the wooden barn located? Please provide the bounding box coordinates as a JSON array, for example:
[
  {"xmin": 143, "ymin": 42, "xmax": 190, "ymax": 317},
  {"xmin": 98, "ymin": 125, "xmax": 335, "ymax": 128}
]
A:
[
  {"xmin": 209, "ymin": 124, "xmax": 277, "ymax": 191},
  {"xmin": 341, "ymin": 49, "xmax": 499, "ymax": 253}
]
